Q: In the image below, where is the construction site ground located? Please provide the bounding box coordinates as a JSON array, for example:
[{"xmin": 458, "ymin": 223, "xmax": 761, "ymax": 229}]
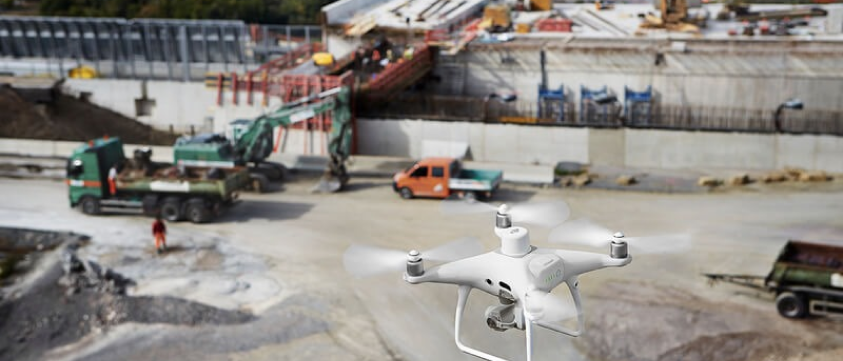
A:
[{"xmin": 1, "ymin": 174, "xmax": 842, "ymax": 361}]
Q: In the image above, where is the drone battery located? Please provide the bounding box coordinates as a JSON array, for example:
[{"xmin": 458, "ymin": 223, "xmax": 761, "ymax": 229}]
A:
[{"xmin": 529, "ymin": 254, "xmax": 566, "ymax": 289}]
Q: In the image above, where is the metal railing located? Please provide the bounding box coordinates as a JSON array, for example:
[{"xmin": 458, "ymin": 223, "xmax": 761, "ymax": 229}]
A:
[
  {"xmin": 0, "ymin": 16, "xmax": 321, "ymax": 81},
  {"xmin": 359, "ymin": 94, "xmax": 843, "ymax": 136}
]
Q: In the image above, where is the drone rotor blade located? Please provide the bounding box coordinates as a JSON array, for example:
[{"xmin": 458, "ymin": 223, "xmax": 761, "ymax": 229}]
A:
[
  {"xmin": 440, "ymin": 198, "xmax": 498, "ymax": 216},
  {"xmin": 626, "ymin": 233, "xmax": 692, "ymax": 254},
  {"xmin": 524, "ymin": 290, "xmax": 577, "ymax": 323},
  {"xmin": 343, "ymin": 244, "xmax": 407, "ymax": 278},
  {"xmin": 547, "ymin": 218, "xmax": 614, "ymax": 247},
  {"xmin": 424, "ymin": 237, "xmax": 484, "ymax": 262},
  {"xmin": 509, "ymin": 201, "xmax": 571, "ymax": 228}
]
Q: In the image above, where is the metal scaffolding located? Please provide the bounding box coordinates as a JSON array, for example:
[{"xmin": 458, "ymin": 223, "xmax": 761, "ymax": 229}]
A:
[{"xmin": 0, "ymin": 16, "xmax": 321, "ymax": 81}]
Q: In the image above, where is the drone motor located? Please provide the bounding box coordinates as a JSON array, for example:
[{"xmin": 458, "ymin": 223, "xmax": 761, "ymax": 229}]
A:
[
  {"xmin": 406, "ymin": 250, "xmax": 424, "ymax": 276},
  {"xmin": 610, "ymin": 232, "xmax": 628, "ymax": 259}
]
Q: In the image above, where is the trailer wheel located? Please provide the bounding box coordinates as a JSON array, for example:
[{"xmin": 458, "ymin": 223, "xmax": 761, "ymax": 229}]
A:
[
  {"xmin": 776, "ymin": 292, "xmax": 808, "ymax": 319},
  {"xmin": 250, "ymin": 173, "xmax": 269, "ymax": 193},
  {"xmin": 160, "ymin": 197, "xmax": 183, "ymax": 222},
  {"xmin": 399, "ymin": 187, "xmax": 413, "ymax": 199},
  {"xmin": 79, "ymin": 196, "xmax": 100, "ymax": 215},
  {"xmin": 185, "ymin": 199, "xmax": 211, "ymax": 224}
]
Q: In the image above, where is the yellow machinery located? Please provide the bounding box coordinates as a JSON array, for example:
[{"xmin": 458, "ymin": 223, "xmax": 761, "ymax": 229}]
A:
[
  {"xmin": 639, "ymin": 0, "xmax": 705, "ymax": 33},
  {"xmin": 68, "ymin": 66, "xmax": 98, "ymax": 79},
  {"xmin": 595, "ymin": 0, "xmax": 615, "ymax": 11},
  {"xmin": 312, "ymin": 52, "xmax": 335, "ymax": 67},
  {"xmin": 480, "ymin": 4, "xmax": 512, "ymax": 30}
]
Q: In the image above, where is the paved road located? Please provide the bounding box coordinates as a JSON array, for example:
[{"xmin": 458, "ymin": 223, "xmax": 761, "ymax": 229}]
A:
[{"xmin": 1, "ymin": 176, "xmax": 842, "ymax": 360}]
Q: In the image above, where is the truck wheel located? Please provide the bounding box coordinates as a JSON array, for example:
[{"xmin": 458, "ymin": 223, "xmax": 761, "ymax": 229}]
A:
[
  {"xmin": 776, "ymin": 292, "xmax": 808, "ymax": 318},
  {"xmin": 79, "ymin": 196, "xmax": 100, "ymax": 215},
  {"xmin": 185, "ymin": 199, "xmax": 211, "ymax": 224},
  {"xmin": 160, "ymin": 197, "xmax": 183, "ymax": 222},
  {"xmin": 250, "ymin": 173, "xmax": 269, "ymax": 193},
  {"xmin": 399, "ymin": 187, "xmax": 413, "ymax": 199},
  {"xmin": 463, "ymin": 191, "xmax": 477, "ymax": 202}
]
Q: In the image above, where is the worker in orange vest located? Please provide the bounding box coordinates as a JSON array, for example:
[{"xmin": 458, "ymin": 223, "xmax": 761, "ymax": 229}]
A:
[
  {"xmin": 152, "ymin": 215, "xmax": 167, "ymax": 254},
  {"xmin": 107, "ymin": 165, "xmax": 117, "ymax": 195}
]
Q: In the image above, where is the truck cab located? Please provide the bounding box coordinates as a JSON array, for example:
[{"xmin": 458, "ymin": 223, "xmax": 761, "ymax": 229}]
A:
[
  {"xmin": 66, "ymin": 137, "xmax": 125, "ymax": 211},
  {"xmin": 393, "ymin": 158, "xmax": 502, "ymax": 200}
]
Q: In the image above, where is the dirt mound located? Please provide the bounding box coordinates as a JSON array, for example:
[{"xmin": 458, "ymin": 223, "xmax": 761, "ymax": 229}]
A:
[
  {"xmin": 576, "ymin": 280, "xmax": 843, "ymax": 361},
  {"xmin": 657, "ymin": 331, "xmax": 803, "ymax": 361},
  {"xmin": 0, "ymin": 227, "xmax": 253, "ymax": 361},
  {"xmin": 0, "ymin": 86, "xmax": 177, "ymax": 145}
]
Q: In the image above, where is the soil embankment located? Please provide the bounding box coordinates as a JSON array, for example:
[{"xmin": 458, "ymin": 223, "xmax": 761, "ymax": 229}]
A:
[{"xmin": 0, "ymin": 86, "xmax": 177, "ymax": 145}]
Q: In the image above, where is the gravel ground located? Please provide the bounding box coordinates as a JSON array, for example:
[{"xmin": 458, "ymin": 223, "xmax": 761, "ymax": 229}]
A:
[{"xmin": 0, "ymin": 176, "xmax": 842, "ymax": 361}]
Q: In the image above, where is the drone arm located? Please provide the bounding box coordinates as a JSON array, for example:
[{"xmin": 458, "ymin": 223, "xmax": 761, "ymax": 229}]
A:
[
  {"xmin": 534, "ymin": 277, "xmax": 584, "ymax": 337},
  {"xmin": 555, "ymin": 250, "xmax": 631, "ymax": 278},
  {"xmin": 454, "ymin": 286, "xmax": 511, "ymax": 361}
]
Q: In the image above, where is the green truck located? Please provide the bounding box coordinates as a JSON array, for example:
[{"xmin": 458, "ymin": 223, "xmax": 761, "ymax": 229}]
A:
[
  {"xmin": 705, "ymin": 240, "xmax": 843, "ymax": 318},
  {"xmin": 66, "ymin": 137, "xmax": 250, "ymax": 223}
]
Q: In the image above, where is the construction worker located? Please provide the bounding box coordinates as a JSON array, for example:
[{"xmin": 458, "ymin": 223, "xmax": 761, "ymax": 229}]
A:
[
  {"xmin": 152, "ymin": 215, "xmax": 167, "ymax": 254},
  {"xmin": 107, "ymin": 165, "xmax": 117, "ymax": 195}
]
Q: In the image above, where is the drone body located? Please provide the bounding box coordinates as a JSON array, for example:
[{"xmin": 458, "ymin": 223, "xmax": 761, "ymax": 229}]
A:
[
  {"xmin": 343, "ymin": 200, "xmax": 690, "ymax": 361},
  {"xmin": 401, "ymin": 206, "xmax": 631, "ymax": 361}
]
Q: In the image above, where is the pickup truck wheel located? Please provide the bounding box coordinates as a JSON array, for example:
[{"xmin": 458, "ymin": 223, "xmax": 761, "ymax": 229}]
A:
[
  {"xmin": 79, "ymin": 196, "xmax": 100, "ymax": 215},
  {"xmin": 160, "ymin": 198, "xmax": 183, "ymax": 222},
  {"xmin": 463, "ymin": 191, "xmax": 477, "ymax": 202},
  {"xmin": 185, "ymin": 199, "xmax": 211, "ymax": 224},
  {"xmin": 776, "ymin": 292, "xmax": 807, "ymax": 318},
  {"xmin": 399, "ymin": 187, "xmax": 413, "ymax": 199}
]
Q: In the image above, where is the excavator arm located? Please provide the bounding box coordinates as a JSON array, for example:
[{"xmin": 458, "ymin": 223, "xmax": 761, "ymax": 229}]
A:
[{"xmin": 236, "ymin": 86, "xmax": 353, "ymax": 192}]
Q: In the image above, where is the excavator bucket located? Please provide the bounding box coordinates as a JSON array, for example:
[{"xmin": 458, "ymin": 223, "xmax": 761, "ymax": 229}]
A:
[
  {"xmin": 311, "ymin": 161, "xmax": 349, "ymax": 193},
  {"xmin": 313, "ymin": 176, "xmax": 343, "ymax": 193}
]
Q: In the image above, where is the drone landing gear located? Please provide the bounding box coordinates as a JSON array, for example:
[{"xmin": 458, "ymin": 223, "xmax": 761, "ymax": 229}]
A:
[{"xmin": 455, "ymin": 286, "xmax": 541, "ymax": 361}]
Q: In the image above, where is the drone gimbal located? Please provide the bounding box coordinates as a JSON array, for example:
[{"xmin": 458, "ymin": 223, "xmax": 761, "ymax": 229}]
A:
[{"xmin": 402, "ymin": 204, "xmax": 632, "ymax": 361}]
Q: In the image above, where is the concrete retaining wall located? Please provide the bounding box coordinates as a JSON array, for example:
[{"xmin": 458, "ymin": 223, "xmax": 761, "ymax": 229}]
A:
[
  {"xmin": 356, "ymin": 119, "xmax": 843, "ymax": 173},
  {"xmin": 63, "ymin": 79, "xmax": 283, "ymax": 135},
  {"xmin": 0, "ymin": 138, "xmax": 172, "ymax": 163},
  {"xmin": 357, "ymin": 119, "xmax": 590, "ymax": 164},
  {"xmin": 436, "ymin": 47, "xmax": 843, "ymax": 112}
]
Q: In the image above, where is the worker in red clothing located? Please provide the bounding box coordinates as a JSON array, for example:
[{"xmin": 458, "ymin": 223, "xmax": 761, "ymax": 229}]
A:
[
  {"xmin": 107, "ymin": 165, "xmax": 117, "ymax": 195},
  {"xmin": 152, "ymin": 215, "xmax": 167, "ymax": 254}
]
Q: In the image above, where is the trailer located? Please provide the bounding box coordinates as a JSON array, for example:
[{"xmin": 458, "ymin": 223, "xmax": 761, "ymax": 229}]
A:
[
  {"xmin": 66, "ymin": 137, "xmax": 250, "ymax": 223},
  {"xmin": 705, "ymin": 240, "xmax": 843, "ymax": 318}
]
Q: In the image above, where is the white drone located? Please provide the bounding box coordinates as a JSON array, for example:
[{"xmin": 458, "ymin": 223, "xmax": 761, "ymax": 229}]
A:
[{"xmin": 344, "ymin": 199, "xmax": 690, "ymax": 361}]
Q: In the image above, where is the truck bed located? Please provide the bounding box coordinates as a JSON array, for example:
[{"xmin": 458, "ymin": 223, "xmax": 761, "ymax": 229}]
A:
[
  {"xmin": 448, "ymin": 169, "xmax": 503, "ymax": 191},
  {"xmin": 767, "ymin": 240, "xmax": 843, "ymax": 289},
  {"xmin": 116, "ymin": 164, "xmax": 250, "ymax": 199}
]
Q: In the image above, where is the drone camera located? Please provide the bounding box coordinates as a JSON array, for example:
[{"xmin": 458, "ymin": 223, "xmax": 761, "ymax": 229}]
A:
[{"xmin": 484, "ymin": 302, "xmax": 523, "ymax": 332}]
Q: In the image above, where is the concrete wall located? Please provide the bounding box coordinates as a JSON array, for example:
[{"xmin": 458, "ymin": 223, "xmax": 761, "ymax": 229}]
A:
[
  {"xmin": 434, "ymin": 47, "xmax": 843, "ymax": 112},
  {"xmin": 357, "ymin": 119, "xmax": 590, "ymax": 164},
  {"xmin": 356, "ymin": 119, "xmax": 843, "ymax": 173},
  {"xmin": 0, "ymin": 138, "xmax": 172, "ymax": 163},
  {"xmin": 63, "ymin": 79, "xmax": 283, "ymax": 135}
]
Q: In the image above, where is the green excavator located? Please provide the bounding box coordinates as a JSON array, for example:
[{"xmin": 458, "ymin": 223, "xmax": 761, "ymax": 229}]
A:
[{"xmin": 173, "ymin": 86, "xmax": 352, "ymax": 193}]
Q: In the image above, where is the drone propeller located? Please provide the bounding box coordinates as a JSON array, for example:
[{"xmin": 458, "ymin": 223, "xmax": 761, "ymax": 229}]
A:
[
  {"xmin": 440, "ymin": 199, "xmax": 571, "ymax": 228},
  {"xmin": 343, "ymin": 237, "xmax": 484, "ymax": 278},
  {"xmin": 547, "ymin": 218, "xmax": 692, "ymax": 254},
  {"xmin": 523, "ymin": 290, "xmax": 577, "ymax": 323}
]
